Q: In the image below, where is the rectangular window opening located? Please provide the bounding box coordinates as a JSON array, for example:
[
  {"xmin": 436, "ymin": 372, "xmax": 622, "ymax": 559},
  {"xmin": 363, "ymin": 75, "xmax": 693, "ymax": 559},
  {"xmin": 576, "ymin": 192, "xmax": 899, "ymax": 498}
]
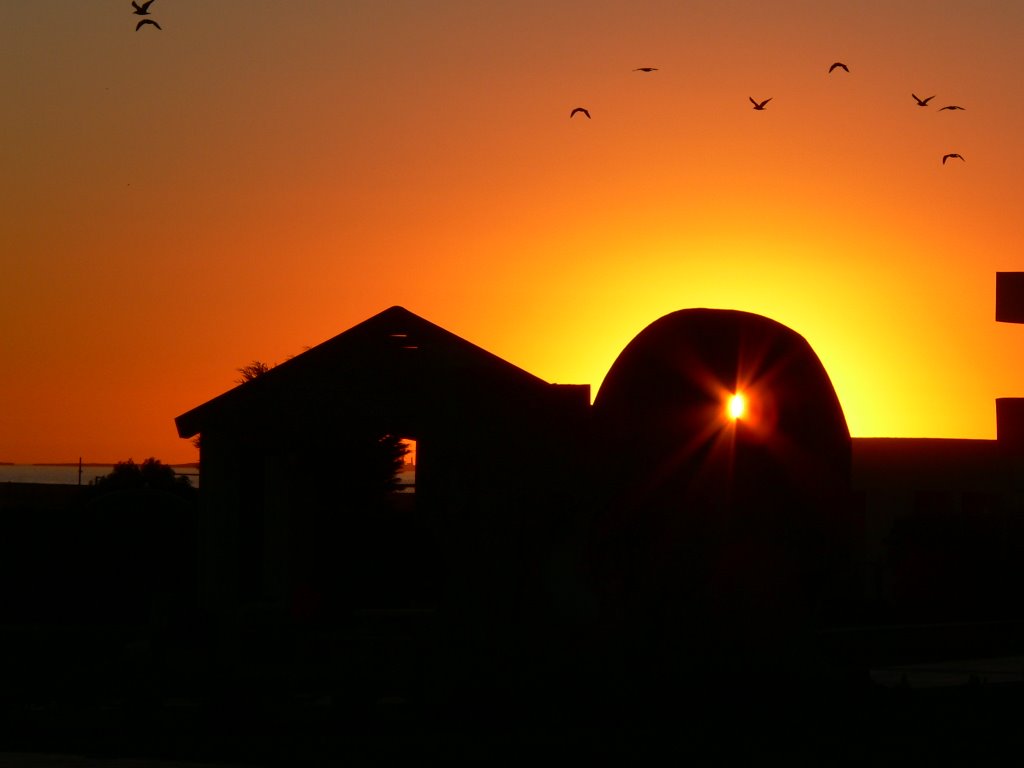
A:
[{"xmin": 397, "ymin": 438, "xmax": 416, "ymax": 493}]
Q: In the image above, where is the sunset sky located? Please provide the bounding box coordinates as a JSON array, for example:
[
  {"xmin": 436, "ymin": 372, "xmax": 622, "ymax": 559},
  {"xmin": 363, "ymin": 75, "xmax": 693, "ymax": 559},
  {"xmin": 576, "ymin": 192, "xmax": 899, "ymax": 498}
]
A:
[{"xmin": 4, "ymin": 1, "xmax": 1024, "ymax": 463}]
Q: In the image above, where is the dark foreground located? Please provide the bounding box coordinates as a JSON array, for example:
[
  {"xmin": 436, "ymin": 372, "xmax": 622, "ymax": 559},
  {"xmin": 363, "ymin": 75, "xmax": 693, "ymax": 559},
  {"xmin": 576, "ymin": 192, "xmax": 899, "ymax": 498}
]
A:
[
  {"xmin": 3, "ymin": 671, "xmax": 1024, "ymax": 766},
  {"xmin": 3, "ymin": 614, "xmax": 1024, "ymax": 766}
]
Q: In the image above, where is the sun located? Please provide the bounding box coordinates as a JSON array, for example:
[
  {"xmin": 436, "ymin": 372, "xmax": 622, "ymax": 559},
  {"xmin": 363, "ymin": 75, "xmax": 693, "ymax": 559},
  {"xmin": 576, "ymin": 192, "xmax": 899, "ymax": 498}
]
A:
[{"xmin": 727, "ymin": 393, "xmax": 746, "ymax": 420}]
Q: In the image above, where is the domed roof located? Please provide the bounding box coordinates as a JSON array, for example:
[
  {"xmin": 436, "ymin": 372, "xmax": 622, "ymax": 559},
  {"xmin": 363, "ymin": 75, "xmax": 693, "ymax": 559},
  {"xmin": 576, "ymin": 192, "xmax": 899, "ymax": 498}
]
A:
[{"xmin": 594, "ymin": 308, "xmax": 850, "ymax": 502}]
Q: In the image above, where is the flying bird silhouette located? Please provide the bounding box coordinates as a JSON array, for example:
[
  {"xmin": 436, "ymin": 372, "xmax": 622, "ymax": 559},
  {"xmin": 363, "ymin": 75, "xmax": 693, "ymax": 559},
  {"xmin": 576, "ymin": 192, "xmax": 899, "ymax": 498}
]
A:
[
  {"xmin": 912, "ymin": 93, "xmax": 935, "ymax": 106},
  {"xmin": 131, "ymin": 0, "xmax": 155, "ymax": 14},
  {"xmin": 135, "ymin": 18, "xmax": 161, "ymax": 30},
  {"xmin": 828, "ymin": 62, "xmax": 849, "ymax": 73},
  {"xmin": 942, "ymin": 153, "xmax": 965, "ymax": 164},
  {"xmin": 749, "ymin": 97, "xmax": 772, "ymax": 110},
  {"xmin": 570, "ymin": 107, "xmax": 590, "ymax": 119},
  {"xmin": 939, "ymin": 105, "xmax": 965, "ymax": 111},
  {"xmin": 633, "ymin": 67, "xmax": 658, "ymax": 72}
]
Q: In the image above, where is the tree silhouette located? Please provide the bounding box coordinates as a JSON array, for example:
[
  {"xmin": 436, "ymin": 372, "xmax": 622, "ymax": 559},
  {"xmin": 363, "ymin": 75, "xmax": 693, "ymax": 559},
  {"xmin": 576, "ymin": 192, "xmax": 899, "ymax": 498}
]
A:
[
  {"xmin": 91, "ymin": 457, "xmax": 195, "ymax": 499},
  {"xmin": 235, "ymin": 359, "xmax": 274, "ymax": 384},
  {"xmin": 193, "ymin": 360, "xmax": 276, "ymax": 451},
  {"xmin": 84, "ymin": 458, "xmax": 198, "ymax": 623}
]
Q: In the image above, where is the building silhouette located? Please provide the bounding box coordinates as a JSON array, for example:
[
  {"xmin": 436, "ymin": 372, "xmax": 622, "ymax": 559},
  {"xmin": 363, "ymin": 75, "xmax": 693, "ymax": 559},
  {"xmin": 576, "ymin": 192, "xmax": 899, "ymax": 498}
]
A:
[
  {"xmin": 173, "ymin": 281, "xmax": 1024, "ymax": 697},
  {"xmin": 175, "ymin": 305, "xmax": 860, "ymax": 698},
  {"xmin": 3, "ymin": 283, "xmax": 1024, "ymax": 762},
  {"xmin": 174, "ymin": 306, "xmax": 591, "ymax": 689}
]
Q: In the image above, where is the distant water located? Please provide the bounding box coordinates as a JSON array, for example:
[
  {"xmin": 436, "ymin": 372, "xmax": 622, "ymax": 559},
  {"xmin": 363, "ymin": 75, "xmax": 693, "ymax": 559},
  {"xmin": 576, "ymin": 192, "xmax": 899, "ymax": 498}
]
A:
[{"xmin": 0, "ymin": 464, "xmax": 199, "ymax": 487}]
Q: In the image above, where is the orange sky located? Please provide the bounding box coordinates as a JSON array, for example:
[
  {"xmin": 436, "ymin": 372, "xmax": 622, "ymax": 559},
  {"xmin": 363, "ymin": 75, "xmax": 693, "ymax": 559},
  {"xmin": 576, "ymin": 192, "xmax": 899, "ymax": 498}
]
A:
[{"xmin": 4, "ymin": 1, "xmax": 1024, "ymax": 463}]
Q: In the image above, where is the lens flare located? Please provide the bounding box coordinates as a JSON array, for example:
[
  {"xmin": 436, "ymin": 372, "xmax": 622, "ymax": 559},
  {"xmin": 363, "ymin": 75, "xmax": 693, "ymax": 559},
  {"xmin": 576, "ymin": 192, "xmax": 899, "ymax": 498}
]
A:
[{"xmin": 728, "ymin": 393, "xmax": 746, "ymax": 420}]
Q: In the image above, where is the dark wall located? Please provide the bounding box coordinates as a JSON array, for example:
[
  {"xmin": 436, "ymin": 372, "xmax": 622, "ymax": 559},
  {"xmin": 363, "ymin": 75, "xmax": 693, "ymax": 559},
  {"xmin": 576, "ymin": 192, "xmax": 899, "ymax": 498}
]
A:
[{"xmin": 587, "ymin": 309, "xmax": 856, "ymax": 685}]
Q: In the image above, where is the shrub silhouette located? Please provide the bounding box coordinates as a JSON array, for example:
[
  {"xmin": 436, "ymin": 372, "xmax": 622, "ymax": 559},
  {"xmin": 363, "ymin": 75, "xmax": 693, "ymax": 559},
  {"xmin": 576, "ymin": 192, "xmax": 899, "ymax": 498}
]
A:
[
  {"xmin": 91, "ymin": 457, "xmax": 195, "ymax": 499},
  {"xmin": 82, "ymin": 458, "xmax": 198, "ymax": 622}
]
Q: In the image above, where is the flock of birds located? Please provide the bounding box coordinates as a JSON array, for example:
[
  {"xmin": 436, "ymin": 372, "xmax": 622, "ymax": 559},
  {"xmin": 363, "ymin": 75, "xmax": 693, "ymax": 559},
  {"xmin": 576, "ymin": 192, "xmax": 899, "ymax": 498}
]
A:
[
  {"xmin": 571, "ymin": 62, "xmax": 968, "ymax": 165},
  {"xmin": 126, "ymin": 8, "xmax": 968, "ymax": 166},
  {"xmin": 132, "ymin": 0, "xmax": 161, "ymax": 32}
]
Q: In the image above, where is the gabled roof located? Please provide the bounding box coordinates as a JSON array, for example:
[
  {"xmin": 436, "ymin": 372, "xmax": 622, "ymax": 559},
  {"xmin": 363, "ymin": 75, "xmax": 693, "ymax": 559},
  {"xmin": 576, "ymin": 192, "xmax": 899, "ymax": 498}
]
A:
[{"xmin": 175, "ymin": 306, "xmax": 584, "ymax": 439}]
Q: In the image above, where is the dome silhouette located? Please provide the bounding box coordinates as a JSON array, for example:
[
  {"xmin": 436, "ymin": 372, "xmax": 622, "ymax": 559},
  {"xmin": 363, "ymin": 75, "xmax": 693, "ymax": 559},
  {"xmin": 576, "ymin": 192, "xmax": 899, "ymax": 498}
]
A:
[
  {"xmin": 589, "ymin": 308, "xmax": 855, "ymax": 638},
  {"xmin": 594, "ymin": 307, "xmax": 850, "ymax": 505}
]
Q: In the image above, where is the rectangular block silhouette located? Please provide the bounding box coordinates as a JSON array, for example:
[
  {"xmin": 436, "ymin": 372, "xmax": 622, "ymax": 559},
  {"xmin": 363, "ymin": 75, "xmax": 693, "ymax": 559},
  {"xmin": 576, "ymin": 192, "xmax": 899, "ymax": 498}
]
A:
[
  {"xmin": 996, "ymin": 272, "xmax": 1024, "ymax": 323},
  {"xmin": 997, "ymin": 398, "xmax": 1024, "ymax": 451}
]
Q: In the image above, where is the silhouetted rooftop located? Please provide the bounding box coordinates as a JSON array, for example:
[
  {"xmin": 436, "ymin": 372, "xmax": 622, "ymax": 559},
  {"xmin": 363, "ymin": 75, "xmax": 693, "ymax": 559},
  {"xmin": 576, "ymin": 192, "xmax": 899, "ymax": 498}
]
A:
[{"xmin": 176, "ymin": 305, "xmax": 588, "ymax": 438}]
